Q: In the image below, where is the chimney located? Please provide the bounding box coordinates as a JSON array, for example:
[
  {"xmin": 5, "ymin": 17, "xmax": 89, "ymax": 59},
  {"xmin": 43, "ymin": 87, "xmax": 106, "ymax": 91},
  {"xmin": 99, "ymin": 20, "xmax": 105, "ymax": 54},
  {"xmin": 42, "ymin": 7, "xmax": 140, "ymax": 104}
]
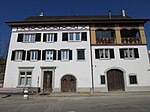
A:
[
  {"xmin": 39, "ymin": 12, "xmax": 44, "ymax": 16},
  {"xmin": 108, "ymin": 10, "xmax": 111, "ymax": 19},
  {"xmin": 121, "ymin": 9, "xmax": 126, "ymax": 17}
]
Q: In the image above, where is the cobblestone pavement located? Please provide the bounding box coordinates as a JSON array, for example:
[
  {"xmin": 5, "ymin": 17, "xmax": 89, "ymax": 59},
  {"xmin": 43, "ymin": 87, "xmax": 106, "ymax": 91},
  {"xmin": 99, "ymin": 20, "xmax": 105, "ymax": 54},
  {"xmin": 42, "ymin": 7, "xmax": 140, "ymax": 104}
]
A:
[{"xmin": 0, "ymin": 91, "xmax": 150, "ymax": 112}]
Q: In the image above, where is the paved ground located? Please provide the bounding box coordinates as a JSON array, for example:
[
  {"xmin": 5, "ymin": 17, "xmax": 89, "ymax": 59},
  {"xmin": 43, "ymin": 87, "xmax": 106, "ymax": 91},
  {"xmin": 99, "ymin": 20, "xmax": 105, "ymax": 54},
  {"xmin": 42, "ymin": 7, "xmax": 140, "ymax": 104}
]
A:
[{"xmin": 0, "ymin": 91, "xmax": 150, "ymax": 112}]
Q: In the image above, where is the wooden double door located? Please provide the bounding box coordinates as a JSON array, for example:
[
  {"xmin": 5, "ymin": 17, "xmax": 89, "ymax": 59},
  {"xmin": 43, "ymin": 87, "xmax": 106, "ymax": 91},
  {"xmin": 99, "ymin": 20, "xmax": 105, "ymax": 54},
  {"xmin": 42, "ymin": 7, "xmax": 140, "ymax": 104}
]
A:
[
  {"xmin": 107, "ymin": 69, "xmax": 125, "ymax": 91},
  {"xmin": 61, "ymin": 75, "xmax": 76, "ymax": 92},
  {"xmin": 43, "ymin": 71, "xmax": 53, "ymax": 93}
]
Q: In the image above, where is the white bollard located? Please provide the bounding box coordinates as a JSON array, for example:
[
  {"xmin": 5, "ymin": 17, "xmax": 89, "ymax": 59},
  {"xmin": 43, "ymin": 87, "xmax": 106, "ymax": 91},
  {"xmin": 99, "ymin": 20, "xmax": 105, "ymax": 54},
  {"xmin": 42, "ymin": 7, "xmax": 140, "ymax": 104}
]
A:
[{"xmin": 23, "ymin": 90, "xmax": 29, "ymax": 100}]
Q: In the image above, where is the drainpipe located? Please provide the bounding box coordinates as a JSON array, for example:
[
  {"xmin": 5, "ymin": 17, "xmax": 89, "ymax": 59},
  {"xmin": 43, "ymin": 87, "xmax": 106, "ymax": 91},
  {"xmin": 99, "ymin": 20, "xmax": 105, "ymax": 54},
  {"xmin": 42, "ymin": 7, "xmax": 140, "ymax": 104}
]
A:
[{"xmin": 89, "ymin": 20, "xmax": 94, "ymax": 94}]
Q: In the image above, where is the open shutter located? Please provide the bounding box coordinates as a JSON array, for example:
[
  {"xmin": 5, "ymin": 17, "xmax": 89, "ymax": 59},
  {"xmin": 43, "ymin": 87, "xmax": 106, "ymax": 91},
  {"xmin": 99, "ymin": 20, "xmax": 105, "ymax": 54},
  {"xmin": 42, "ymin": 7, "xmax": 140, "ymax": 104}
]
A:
[
  {"xmin": 43, "ymin": 34, "xmax": 46, "ymax": 42},
  {"xmin": 11, "ymin": 51, "xmax": 15, "ymax": 60},
  {"xmin": 54, "ymin": 33, "xmax": 57, "ymax": 42},
  {"xmin": 120, "ymin": 49, "xmax": 124, "ymax": 59},
  {"xmin": 38, "ymin": 50, "xmax": 41, "ymax": 60},
  {"xmin": 69, "ymin": 50, "xmax": 72, "ymax": 60},
  {"xmin": 42, "ymin": 50, "xmax": 46, "ymax": 60},
  {"xmin": 17, "ymin": 34, "xmax": 23, "ymax": 42},
  {"xmin": 134, "ymin": 48, "xmax": 139, "ymax": 58},
  {"xmin": 95, "ymin": 49, "xmax": 100, "ymax": 59},
  {"xmin": 27, "ymin": 51, "xmax": 30, "ymax": 61},
  {"xmin": 110, "ymin": 49, "xmax": 115, "ymax": 59},
  {"xmin": 22, "ymin": 50, "xmax": 26, "ymax": 60},
  {"xmin": 53, "ymin": 50, "xmax": 56, "ymax": 60},
  {"xmin": 58, "ymin": 50, "xmax": 61, "ymax": 60},
  {"xmin": 35, "ymin": 33, "xmax": 41, "ymax": 42},
  {"xmin": 81, "ymin": 32, "xmax": 87, "ymax": 41},
  {"xmin": 62, "ymin": 33, "xmax": 68, "ymax": 41}
]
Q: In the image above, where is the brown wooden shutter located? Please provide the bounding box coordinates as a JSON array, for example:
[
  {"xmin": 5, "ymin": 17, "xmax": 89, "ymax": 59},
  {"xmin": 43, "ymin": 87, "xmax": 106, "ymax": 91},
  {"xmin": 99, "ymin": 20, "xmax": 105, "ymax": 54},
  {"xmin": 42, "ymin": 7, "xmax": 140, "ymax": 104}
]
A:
[
  {"xmin": 62, "ymin": 33, "xmax": 68, "ymax": 41},
  {"xmin": 17, "ymin": 34, "xmax": 23, "ymax": 42},
  {"xmin": 134, "ymin": 48, "xmax": 139, "ymax": 58},
  {"xmin": 35, "ymin": 33, "xmax": 41, "ymax": 42},
  {"xmin": 110, "ymin": 49, "xmax": 115, "ymax": 59},
  {"xmin": 11, "ymin": 51, "xmax": 15, "ymax": 60},
  {"xmin": 81, "ymin": 32, "xmax": 87, "ymax": 41},
  {"xmin": 95, "ymin": 49, "xmax": 100, "ymax": 59},
  {"xmin": 43, "ymin": 34, "xmax": 46, "ymax": 42}
]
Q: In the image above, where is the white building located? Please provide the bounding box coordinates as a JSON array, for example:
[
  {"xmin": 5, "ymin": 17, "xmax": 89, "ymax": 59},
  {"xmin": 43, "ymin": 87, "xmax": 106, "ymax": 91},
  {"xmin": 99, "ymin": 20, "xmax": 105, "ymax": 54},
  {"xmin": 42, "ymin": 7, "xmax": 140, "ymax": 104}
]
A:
[{"xmin": 4, "ymin": 12, "xmax": 150, "ymax": 93}]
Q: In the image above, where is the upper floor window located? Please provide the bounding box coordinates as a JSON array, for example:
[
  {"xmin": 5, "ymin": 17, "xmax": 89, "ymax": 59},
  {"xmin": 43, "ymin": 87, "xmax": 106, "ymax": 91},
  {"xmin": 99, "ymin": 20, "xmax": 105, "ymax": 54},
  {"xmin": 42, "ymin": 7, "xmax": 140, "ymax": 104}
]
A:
[
  {"xmin": 58, "ymin": 49, "xmax": 72, "ymax": 61},
  {"xmin": 120, "ymin": 48, "xmax": 139, "ymax": 59},
  {"xmin": 43, "ymin": 33, "xmax": 57, "ymax": 42},
  {"xmin": 77, "ymin": 49, "xmax": 85, "ymax": 60},
  {"xmin": 96, "ymin": 29, "xmax": 115, "ymax": 38},
  {"xmin": 17, "ymin": 33, "xmax": 41, "ymax": 42},
  {"xmin": 42, "ymin": 50, "xmax": 56, "ymax": 61},
  {"xmin": 27, "ymin": 50, "xmax": 41, "ymax": 61},
  {"xmin": 95, "ymin": 49, "xmax": 115, "ymax": 59},
  {"xmin": 62, "ymin": 32, "xmax": 87, "ymax": 41},
  {"xmin": 11, "ymin": 50, "xmax": 26, "ymax": 61}
]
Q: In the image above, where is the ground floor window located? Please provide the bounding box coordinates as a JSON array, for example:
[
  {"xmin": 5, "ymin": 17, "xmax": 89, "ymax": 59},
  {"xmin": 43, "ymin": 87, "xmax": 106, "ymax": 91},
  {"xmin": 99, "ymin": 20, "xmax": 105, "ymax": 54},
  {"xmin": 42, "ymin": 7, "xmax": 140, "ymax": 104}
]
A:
[
  {"xmin": 129, "ymin": 75, "xmax": 137, "ymax": 84},
  {"xmin": 100, "ymin": 75, "xmax": 105, "ymax": 84},
  {"xmin": 19, "ymin": 70, "xmax": 32, "ymax": 86}
]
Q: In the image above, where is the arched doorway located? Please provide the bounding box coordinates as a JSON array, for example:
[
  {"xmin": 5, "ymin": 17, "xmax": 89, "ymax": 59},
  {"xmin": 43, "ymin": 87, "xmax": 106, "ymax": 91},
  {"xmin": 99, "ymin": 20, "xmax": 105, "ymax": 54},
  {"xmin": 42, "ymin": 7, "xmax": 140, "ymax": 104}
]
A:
[
  {"xmin": 107, "ymin": 69, "xmax": 125, "ymax": 91},
  {"xmin": 61, "ymin": 75, "xmax": 76, "ymax": 92}
]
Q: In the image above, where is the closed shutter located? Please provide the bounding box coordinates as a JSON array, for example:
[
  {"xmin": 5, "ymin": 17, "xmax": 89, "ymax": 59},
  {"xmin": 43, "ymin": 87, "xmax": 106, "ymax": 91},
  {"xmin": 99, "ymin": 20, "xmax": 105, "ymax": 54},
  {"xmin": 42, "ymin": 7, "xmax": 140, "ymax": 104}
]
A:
[
  {"xmin": 110, "ymin": 49, "xmax": 115, "ymax": 59},
  {"xmin": 42, "ymin": 50, "xmax": 46, "ymax": 60},
  {"xmin": 53, "ymin": 50, "xmax": 56, "ymax": 60},
  {"xmin": 69, "ymin": 50, "xmax": 72, "ymax": 60},
  {"xmin": 62, "ymin": 33, "xmax": 68, "ymax": 41},
  {"xmin": 43, "ymin": 34, "xmax": 46, "ymax": 42},
  {"xmin": 58, "ymin": 50, "xmax": 61, "ymax": 60},
  {"xmin": 11, "ymin": 51, "xmax": 15, "ymax": 60},
  {"xmin": 54, "ymin": 33, "xmax": 57, "ymax": 42},
  {"xmin": 38, "ymin": 50, "xmax": 41, "ymax": 60},
  {"xmin": 120, "ymin": 49, "xmax": 124, "ymax": 59},
  {"xmin": 17, "ymin": 34, "xmax": 23, "ymax": 42},
  {"xmin": 27, "ymin": 51, "xmax": 30, "ymax": 60},
  {"xmin": 22, "ymin": 50, "xmax": 26, "ymax": 60},
  {"xmin": 134, "ymin": 48, "xmax": 139, "ymax": 58},
  {"xmin": 95, "ymin": 49, "xmax": 100, "ymax": 59},
  {"xmin": 81, "ymin": 32, "xmax": 87, "ymax": 41},
  {"xmin": 35, "ymin": 33, "xmax": 41, "ymax": 42}
]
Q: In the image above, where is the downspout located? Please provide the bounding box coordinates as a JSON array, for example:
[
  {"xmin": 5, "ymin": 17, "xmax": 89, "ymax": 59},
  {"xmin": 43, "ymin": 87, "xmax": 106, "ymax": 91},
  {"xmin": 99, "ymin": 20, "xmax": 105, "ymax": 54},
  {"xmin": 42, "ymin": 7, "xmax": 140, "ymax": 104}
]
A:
[{"xmin": 89, "ymin": 20, "xmax": 94, "ymax": 94}]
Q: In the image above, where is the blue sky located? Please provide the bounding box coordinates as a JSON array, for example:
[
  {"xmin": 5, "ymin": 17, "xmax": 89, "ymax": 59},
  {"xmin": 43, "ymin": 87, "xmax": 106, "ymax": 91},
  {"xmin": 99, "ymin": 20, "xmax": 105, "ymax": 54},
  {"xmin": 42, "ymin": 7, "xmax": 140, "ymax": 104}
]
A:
[{"xmin": 0, "ymin": 0, "xmax": 150, "ymax": 56}]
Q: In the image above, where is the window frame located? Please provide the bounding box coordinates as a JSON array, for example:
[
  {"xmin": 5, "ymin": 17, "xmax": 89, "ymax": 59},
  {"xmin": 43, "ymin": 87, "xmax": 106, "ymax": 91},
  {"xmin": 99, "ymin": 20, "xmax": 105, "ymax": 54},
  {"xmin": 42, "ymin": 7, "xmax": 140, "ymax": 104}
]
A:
[
  {"xmin": 100, "ymin": 75, "xmax": 106, "ymax": 84},
  {"xmin": 15, "ymin": 50, "xmax": 23, "ymax": 61},
  {"xmin": 30, "ymin": 51, "xmax": 38, "ymax": 61},
  {"xmin": 46, "ymin": 33, "xmax": 54, "ymax": 42},
  {"xmin": 77, "ymin": 49, "xmax": 85, "ymax": 60},
  {"xmin": 61, "ymin": 50, "xmax": 70, "ymax": 61},
  {"xmin": 19, "ymin": 70, "xmax": 32, "ymax": 87},
  {"xmin": 45, "ymin": 50, "xmax": 54, "ymax": 61},
  {"xmin": 23, "ymin": 33, "xmax": 36, "ymax": 43},
  {"xmin": 129, "ymin": 75, "xmax": 138, "ymax": 84},
  {"xmin": 68, "ymin": 32, "xmax": 81, "ymax": 41}
]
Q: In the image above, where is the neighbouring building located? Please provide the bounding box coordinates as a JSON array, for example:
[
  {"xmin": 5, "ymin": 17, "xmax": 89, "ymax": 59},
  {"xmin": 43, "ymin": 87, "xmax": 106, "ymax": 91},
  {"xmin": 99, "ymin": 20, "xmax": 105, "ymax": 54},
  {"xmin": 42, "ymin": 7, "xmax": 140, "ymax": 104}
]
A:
[{"xmin": 4, "ymin": 10, "xmax": 150, "ymax": 93}]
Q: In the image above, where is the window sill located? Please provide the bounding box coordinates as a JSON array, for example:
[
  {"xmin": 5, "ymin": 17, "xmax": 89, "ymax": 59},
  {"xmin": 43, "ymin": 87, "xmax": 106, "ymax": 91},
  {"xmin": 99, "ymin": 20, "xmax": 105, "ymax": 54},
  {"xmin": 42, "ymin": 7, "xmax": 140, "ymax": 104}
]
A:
[
  {"xmin": 44, "ymin": 60, "xmax": 54, "ymax": 62},
  {"xmin": 45, "ymin": 41, "xmax": 55, "ymax": 43},
  {"xmin": 29, "ymin": 60, "xmax": 38, "ymax": 62},
  {"xmin": 60, "ymin": 60, "xmax": 70, "ymax": 62},
  {"xmin": 76, "ymin": 59, "xmax": 86, "ymax": 62},
  {"xmin": 14, "ymin": 60, "xmax": 23, "ymax": 62}
]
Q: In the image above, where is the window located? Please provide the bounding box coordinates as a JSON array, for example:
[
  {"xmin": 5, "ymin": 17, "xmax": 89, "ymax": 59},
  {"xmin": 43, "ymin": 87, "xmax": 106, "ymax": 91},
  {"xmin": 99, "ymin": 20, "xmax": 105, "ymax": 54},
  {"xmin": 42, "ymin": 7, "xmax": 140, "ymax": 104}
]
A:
[
  {"xmin": 120, "ymin": 48, "xmax": 139, "ymax": 59},
  {"xmin": 95, "ymin": 49, "xmax": 115, "ymax": 59},
  {"xmin": 129, "ymin": 75, "xmax": 137, "ymax": 84},
  {"xmin": 58, "ymin": 50, "xmax": 72, "ymax": 61},
  {"xmin": 27, "ymin": 50, "xmax": 41, "ymax": 61},
  {"xmin": 19, "ymin": 70, "xmax": 32, "ymax": 86},
  {"xmin": 62, "ymin": 32, "xmax": 87, "ymax": 41},
  {"xmin": 96, "ymin": 29, "xmax": 115, "ymax": 38},
  {"xmin": 77, "ymin": 49, "xmax": 85, "ymax": 60},
  {"xmin": 100, "ymin": 75, "xmax": 105, "ymax": 84},
  {"xmin": 42, "ymin": 50, "xmax": 56, "ymax": 61},
  {"xmin": 11, "ymin": 50, "xmax": 26, "ymax": 61},
  {"xmin": 43, "ymin": 33, "xmax": 57, "ymax": 42},
  {"xmin": 17, "ymin": 33, "xmax": 41, "ymax": 42},
  {"xmin": 46, "ymin": 50, "xmax": 54, "ymax": 61}
]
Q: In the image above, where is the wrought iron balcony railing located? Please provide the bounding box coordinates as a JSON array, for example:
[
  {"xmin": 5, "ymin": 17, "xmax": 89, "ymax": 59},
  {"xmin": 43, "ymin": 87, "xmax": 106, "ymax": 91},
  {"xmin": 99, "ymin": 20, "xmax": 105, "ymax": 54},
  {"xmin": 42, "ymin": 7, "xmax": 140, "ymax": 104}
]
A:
[{"xmin": 121, "ymin": 37, "xmax": 141, "ymax": 44}]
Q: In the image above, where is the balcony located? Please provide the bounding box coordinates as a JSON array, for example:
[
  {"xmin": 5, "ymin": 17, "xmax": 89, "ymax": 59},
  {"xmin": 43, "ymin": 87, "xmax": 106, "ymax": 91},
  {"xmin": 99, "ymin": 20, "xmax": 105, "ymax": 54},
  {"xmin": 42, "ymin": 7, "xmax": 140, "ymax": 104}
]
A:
[
  {"xmin": 96, "ymin": 38, "xmax": 116, "ymax": 44},
  {"xmin": 121, "ymin": 37, "xmax": 141, "ymax": 44}
]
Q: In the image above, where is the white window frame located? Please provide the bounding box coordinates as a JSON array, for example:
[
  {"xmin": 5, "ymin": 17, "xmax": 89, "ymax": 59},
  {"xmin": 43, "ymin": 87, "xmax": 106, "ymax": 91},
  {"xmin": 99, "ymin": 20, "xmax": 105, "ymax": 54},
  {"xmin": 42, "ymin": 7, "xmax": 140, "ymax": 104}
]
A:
[
  {"xmin": 68, "ymin": 32, "xmax": 81, "ymax": 41},
  {"xmin": 23, "ymin": 34, "xmax": 36, "ymax": 42},
  {"xmin": 45, "ymin": 50, "xmax": 54, "ymax": 61},
  {"xmin": 19, "ymin": 70, "xmax": 32, "ymax": 87},
  {"xmin": 15, "ymin": 51, "xmax": 23, "ymax": 61},
  {"xmin": 128, "ymin": 74, "xmax": 138, "ymax": 85},
  {"xmin": 46, "ymin": 33, "xmax": 54, "ymax": 42},
  {"xmin": 61, "ymin": 50, "xmax": 69, "ymax": 61},
  {"xmin": 124, "ymin": 48, "xmax": 135, "ymax": 59},
  {"xmin": 30, "ymin": 51, "xmax": 38, "ymax": 61},
  {"xmin": 99, "ymin": 49, "xmax": 110, "ymax": 59}
]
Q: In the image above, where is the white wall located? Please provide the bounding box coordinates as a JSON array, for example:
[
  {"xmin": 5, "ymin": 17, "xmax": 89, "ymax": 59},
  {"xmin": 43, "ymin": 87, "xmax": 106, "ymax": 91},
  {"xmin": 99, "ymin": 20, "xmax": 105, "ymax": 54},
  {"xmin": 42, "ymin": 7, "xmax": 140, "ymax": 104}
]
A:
[{"xmin": 4, "ymin": 27, "xmax": 92, "ymax": 92}]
